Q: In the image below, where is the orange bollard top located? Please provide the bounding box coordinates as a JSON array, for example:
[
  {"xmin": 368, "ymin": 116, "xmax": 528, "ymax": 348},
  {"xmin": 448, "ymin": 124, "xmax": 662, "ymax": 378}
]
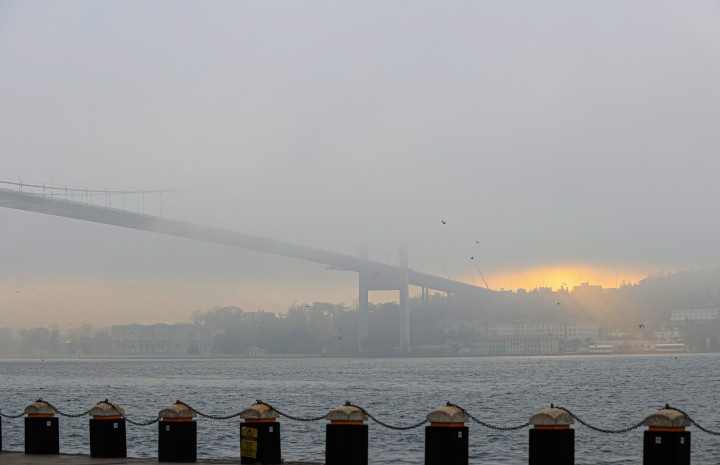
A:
[
  {"xmin": 426, "ymin": 405, "xmax": 469, "ymax": 427},
  {"xmin": 159, "ymin": 402, "xmax": 197, "ymax": 422},
  {"xmin": 89, "ymin": 400, "xmax": 124, "ymax": 420},
  {"xmin": 24, "ymin": 399, "xmax": 57, "ymax": 418},
  {"xmin": 326, "ymin": 405, "xmax": 368, "ymax": 425},
  {"xmin": 643, "ymin": 407, "xmax": 690, "ymax": 432},
  {"xmin": 240, "ymin": 403, "xmax": 279, "ymax": 423},
  {"xmin": 529, "ymin": 406, "xmax": 574, "ymax": 430}
]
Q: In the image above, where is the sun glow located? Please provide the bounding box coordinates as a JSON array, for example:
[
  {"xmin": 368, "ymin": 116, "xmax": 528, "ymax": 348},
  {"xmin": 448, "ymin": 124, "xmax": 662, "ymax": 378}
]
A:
[{"xmin": 481, "ymin": 265, "xmax": 649, "ymax": 292}]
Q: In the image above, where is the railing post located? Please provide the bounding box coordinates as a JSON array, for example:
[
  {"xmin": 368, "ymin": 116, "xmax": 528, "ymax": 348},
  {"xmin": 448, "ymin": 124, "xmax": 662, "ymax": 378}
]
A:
[
  {"xmin": 23, "ymin": 399, "xmax": 59, "ymax": 454},
  {"xmin": 528, "ymin": 406, "xmax": 574, "ymax": 465},
  {"xmin": 158, "ymin": 402, "xmax": 197, "ymax": 462},
  {"xmin": 425, "ymin": 404, "xmax": 469, "ymax": 465},
  {"xmin": 240, "ymin": 403, "xmax": 281, "ymax": 465},
  {"xmin": 89, "ymin": 400, "xmax": 126, "ymax": 458},
  {"xmin": 642, "ymin": 406, "xmax": 690, "ymax": 465},
  {"xmin": 326, "ymin": 404, "xmax": 368, "ymax": 465}
]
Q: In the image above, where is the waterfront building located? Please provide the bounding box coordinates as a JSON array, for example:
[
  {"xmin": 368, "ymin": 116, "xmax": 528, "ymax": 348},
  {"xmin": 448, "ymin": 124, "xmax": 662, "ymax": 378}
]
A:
[
  {"xmin": 670, "ymin": 307, "xmax": 720, "ymax": 324},
  {"xmin": 479, "ymin": 321, "xmax": 600, "ymax": 341},
  {"xmin": 477, "ymin": 334, "xmax": 560, "ymax": 356},
  {"xmin": 653, "ymin": 329, "xmax": 683, "ymax": 342},
  {"xmin": 590, "ymin": 339, "xmax": 685, "ymax": 353},
  {"xmin": 110, "ymin": 323, "xmax": 213, "ymax": 356}
]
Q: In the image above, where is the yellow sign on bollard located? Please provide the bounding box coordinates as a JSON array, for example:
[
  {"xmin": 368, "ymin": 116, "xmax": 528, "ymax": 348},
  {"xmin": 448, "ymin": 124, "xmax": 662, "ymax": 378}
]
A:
[{"xmin": 241, "ymin": 426, "xmax": 258, "ymax": 459}]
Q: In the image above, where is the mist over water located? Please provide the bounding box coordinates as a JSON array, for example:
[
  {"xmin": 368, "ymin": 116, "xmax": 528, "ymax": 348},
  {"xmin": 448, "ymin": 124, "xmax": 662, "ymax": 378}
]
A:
[
  {"xmin": 3, "ymin": 0, "xmax": 720, "ymax": 328},
  {"xmin": 2, "ymin": 355, "xmax": 720, "ymax": 464}
]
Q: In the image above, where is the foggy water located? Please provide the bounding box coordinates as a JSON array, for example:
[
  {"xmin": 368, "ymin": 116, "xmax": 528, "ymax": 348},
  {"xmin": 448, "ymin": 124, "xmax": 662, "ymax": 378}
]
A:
[{"xmin": 1, "ymin": 354, "xmax": 719, "ymax": 464}]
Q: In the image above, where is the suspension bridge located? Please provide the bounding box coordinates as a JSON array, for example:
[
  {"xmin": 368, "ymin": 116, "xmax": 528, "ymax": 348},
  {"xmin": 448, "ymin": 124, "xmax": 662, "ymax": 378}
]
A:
[{"xmin": 0, "ymin": 180, "xmax": 493, "ymax": 352}]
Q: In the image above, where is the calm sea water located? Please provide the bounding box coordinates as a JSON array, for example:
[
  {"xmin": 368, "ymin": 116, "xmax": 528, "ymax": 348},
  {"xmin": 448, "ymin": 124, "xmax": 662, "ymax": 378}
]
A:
[{"xmin": 0, "ymin": 354, "xmax": 719, "ymax": 464}]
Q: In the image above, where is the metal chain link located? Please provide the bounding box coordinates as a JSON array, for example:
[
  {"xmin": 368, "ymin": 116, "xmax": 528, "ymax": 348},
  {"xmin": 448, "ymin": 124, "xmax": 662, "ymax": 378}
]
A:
[
  {"xmin": 554, "ymin": 405, "xmax": 644, "ymax": 434},
  {"xmin": 37, "ymin": 399, "xmax": 91, "ymax": 418},
  {"xmin": 345, "ymin": 402, "xmax": 427, "ymax": 431},
  {"xmin": 0, "ymin": 408, "xmax": 25, "ymax": 419},
  {"xmin": 666, "ymin": 405, "xmax": 720, "ymax": 436},
  {"xmin": 447, "ymin": 402, "xmax": 530, "ymax": 431},
  {"xmin": 257, "ymin": 400, "xmax": 326, "ymax": 422},
  {"xmin": 53, "ymin": 407, "xmax": 93, "ymax": 418},
  {"xmin": 95, "ymin": 400, "xmax": 161, "ymax": 427},
  {"xmin": 175, "ymin": 400, "xmax": 245, "ymax": 421},
  {"xmin": 122, "ymin": 415, "xmax": 161, "ymax": 426}
]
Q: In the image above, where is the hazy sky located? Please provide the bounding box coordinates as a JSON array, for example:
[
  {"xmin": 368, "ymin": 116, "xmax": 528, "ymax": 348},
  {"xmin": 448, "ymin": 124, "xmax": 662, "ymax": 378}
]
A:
[{"xmin": 2, "ymin": 1, "xmax": 720, "ymax": 328}]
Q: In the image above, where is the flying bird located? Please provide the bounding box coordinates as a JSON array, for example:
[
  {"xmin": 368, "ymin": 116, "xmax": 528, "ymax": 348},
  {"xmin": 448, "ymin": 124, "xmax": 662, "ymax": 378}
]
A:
[
  {"xmin": 338, "ymin": 336, "xmax": 342, "ymax": 340},
  {"xmin": 441, "ymin": 220, "xmax": 446, "ymax": 224},
  {"xmin": 475, "ymin": 240, "xmax": 479, "ymax": 244},
  {"xmin": 639, "ymin": 324, "xmax": 645, "ymax": 328},
  {"xmin": 470, "ymin": 257, "xmax": 474, "ymax": 260}
]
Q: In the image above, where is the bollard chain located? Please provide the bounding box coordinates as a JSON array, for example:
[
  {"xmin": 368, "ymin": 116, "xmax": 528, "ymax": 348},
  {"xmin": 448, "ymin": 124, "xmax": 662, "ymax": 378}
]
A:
[
  {"xmin": 175, "ymin": 400, "xmax": 244, "ymax": 421},
  {"xmin": 256, "ymin": 400, "xmax": 326, "ymax": 422},
  {"xmin": 7, "ymin": 398, "xmax": 718, "ymax": 435},
  {"xmin": 99, "ymin": 400, "xmax": 160, "ymax": 426},
  {"xmin": 0, "ymin": 408, "xmax": 25, "ymax": 419},
  {"xmin": 446, "ymin": 402, "xmax": 530, "ymax": 431},
  {"xmin": 53, "ymin": 407, "xmax": 92, "ymax": 418},
  {"xmin": 666, "ymin": 405, "xmax": 720, "ymax": 436},
  {"xmin": 554, "ymin": 405, "xmax": 644, "ymax": 434},
  {"xmin": 122, "ymin": 415, "xmax": 161, "ymax": 426},
  {"xmin": 344, "ymin": 402, "xmax": 427, "ymax": 430},
  {"xmin": 37, "ymin": 399, "xmax": 91, "ymax": 418}
]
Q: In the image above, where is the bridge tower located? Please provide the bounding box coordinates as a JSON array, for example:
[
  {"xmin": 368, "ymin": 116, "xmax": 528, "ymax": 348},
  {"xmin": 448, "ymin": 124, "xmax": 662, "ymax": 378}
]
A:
[
  {"xmin": 357, "ymin": 242, "xmax": 411, "ymax": 354},
  {"xmin": 399, "ymin": 242, "xmax": 410, "ymax": 352},
  {"xmin": 358, "ymin": 244, "xmax": 369, "ymax": 351}
]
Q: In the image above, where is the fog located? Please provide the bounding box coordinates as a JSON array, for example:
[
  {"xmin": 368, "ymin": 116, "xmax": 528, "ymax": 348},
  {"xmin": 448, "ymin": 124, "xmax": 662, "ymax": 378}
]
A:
[{"xmin": 1, "ymin": 1, "xmax": 720, "ymax": 328}]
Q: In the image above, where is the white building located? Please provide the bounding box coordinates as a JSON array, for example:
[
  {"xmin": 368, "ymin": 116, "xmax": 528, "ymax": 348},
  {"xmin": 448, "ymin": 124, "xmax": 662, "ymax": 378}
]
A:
[
  {"xmin": 477, "ymin": 334, "xmax": 560, "ymax": 356},
  {"xmin": 480, "ymin": 322, "xmax": 599, "ymax": 341},
  {"xmin": 653, "ymin": 329, "xmax": 683, "ymax": 342},
  {"xmin": 110, "ymin": 323, "xmax": 213, "ymax": 356},
  {"xmin": 670, "ymin": 307, "xmax": 720, "ymax": 324}
]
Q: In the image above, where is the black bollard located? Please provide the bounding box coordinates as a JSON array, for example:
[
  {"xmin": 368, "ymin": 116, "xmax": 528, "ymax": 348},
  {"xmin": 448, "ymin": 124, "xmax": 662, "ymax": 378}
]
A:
[
  {"xmin": 23, "ymin": 400, "xmax": 59, "ymax": 454},
  {"xmin": 240, "ymin": 403, "xmax": 281, "ymax": 465},
  {"xmin": 158, "ymin": 402, "xmax": 197, "ymax": 463},
  {"xmin": 528, "ymin": 406, "xmax": 574, "ymax": 465},
  {"xmin": 642, "ymin": 407, "xmax": 691, "ymax": 465},
  {"xmin": 325, "ymin": 405, "xmax": 368, "ymax": 465},
  {"xmin": 425, "ymin": 405, "xmax": 469, "ymax": 465},
  {"xmin": 89, "ymin": 401, "xmax": 126, "ymax": 458}
]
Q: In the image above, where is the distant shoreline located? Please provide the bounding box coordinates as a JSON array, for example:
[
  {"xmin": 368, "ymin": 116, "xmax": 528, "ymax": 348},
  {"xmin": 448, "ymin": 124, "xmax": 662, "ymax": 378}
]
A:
[{"xmin": 0, "ymin": 351, "xmax": 705, "ymax": 361}]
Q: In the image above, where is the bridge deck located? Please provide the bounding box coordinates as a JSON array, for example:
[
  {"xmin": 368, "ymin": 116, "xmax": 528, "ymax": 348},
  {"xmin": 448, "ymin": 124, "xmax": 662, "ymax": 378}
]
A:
[{"xmin": 0, "ymin": 187, "xmax": 490, "ymax": 296}]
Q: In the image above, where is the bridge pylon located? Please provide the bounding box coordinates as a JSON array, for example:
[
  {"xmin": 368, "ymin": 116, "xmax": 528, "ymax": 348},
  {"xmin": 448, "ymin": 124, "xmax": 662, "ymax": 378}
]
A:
[
  {"xmin": 357, "ymin": 242, "xmax": 411, "ymax": 354},
  {"xmin": 399, "ymin": 242, "xmax": 410, "ymax": 352},
  {"xmin": 358, "ymin": 271, "xmax": 369, "ymax": 351}
]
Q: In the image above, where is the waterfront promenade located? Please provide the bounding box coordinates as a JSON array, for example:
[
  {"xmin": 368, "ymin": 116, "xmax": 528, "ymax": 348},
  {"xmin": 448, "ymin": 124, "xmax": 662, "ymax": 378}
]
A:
[{"xmin": 0, "ymin": 451, "xmax": 322, "ymax": 464}]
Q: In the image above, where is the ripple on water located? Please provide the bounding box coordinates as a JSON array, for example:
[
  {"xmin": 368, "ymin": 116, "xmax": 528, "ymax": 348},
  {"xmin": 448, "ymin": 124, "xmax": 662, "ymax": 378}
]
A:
[{"xmin": 1, "ymin": 354, "xmax": 719, "ymax": 464}]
